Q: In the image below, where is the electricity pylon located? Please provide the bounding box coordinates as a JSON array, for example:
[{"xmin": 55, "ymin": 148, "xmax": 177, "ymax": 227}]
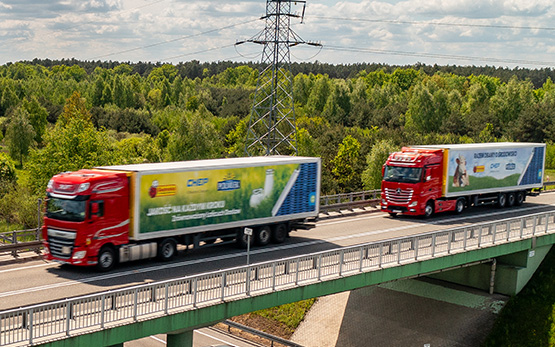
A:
[{"xmin": 238, "ymin": 0, "xmax": 320, "ymax": 156}]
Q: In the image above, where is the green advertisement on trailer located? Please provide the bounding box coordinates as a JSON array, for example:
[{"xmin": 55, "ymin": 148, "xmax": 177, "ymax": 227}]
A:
[{"xmin": 137, "ymin": 164, "xmax": 301, "ymax": 234}]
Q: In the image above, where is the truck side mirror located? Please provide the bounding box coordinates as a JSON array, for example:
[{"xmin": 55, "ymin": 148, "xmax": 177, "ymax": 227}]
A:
[{"xmin": 91, "ymin": 202, "xmax": 99, "ymax": 215}]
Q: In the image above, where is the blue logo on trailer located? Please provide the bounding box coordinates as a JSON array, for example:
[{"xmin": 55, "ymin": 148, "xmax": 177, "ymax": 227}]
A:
[{"xmin": 217, "ymin": 179, "xmax": 241, "ymax": 191}]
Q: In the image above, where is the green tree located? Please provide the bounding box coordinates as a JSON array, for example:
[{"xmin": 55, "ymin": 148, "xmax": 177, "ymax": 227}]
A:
[
  {"xmin": 6, "ymin": 107, "xmax": 35, "ymax": 167},
  {"xmin": 166, "ymin": 107, "xmax": 223, "ymax": 161},
  {"xmin": 361, "ymin": 140, "xmax": 398, "ymax": 190},
  {"xmin": 331, "ymin": 135, "xmax": 362, "ymax": 192},
  {"xmin": 21, "ymin": 97, "xmax": 48, "ymax": 145},
  {"xmin": 26, "ymin": 116, "xmax": 116, "ymax": 194}
]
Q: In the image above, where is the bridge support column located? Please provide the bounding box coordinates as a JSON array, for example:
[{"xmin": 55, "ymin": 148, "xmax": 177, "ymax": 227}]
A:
[
  {"xmin": 429, "ymin": 244, "xmax": 552, "ymax": 296},
  {"xmin": 167, "ymin": 329, "xmax": 193, "ymax": 347}
]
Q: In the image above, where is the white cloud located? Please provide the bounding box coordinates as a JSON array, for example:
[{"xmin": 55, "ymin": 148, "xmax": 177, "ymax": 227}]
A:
[{"xmin": 0, "ymin": 0, "xmax": 553, "ymax": 67}]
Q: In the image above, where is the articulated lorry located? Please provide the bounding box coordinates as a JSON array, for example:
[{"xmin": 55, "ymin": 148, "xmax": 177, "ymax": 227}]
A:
[
  {"xmin": 42, "ymin": 156, "xmax": 321, "ymax": 271},
  {"xmin": 381, "ymin": 142, "xmax": 545, "ymax": 217}
]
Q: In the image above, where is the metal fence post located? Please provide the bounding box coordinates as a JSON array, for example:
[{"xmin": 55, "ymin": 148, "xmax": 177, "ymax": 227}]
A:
[
  {"xmin": 272, "ymin": 262, "xmax": 276, "ymax": 291},
  {"xmin": 339, "ymin": 250, "xmax": 344, "ymax": 276},
  {"xmin": 133, "ymin": 289, "xmax": 138, "ymax": 321},
  {"xmin": 164, "ymin": 283, "xmax": 169, "ymax": 314},
  {"xmin": 506, "ymin": 221, "xmax": 511, "ymax": 241},
  {"xmin": 431, "ymin": 234, "xmax": 436, "ymax": 257},
  {"xmin": 193, "ymin": 278, "xmax": 198, "ymax": 307},
  {"xmin": 66, "ymin": 302, "xmax": 72, "ymax": 336},
  {"xmin": 221, "ymin": 273, "xmax": 227, "ymax": 301},
  {"xmin": 317, "ymin": 254, "xmax": 322, "ymax": 280},
  {"xmin": 246, "ymin": 268, "xmax": 251, "ymax": 296},
  {"xmin": 101, "ymin": 295, "xmax": 105, "ymax": 329},
  {"xmin": 414, "ymin": 237, "xmax": 419, "ymax": 260},
  {"xmin": 397, "ymin": 240, "xmax": 402, "ymax": 263},
  {"xmin": 378, "ymin": 244, "xmax": 383, "ymax": 268},
  {"xmin": 463, "ymin": 228, "xmax": 467, "ymax": 250},
  {"xmin": 36, "ymin": 198, "xmax": 42, "ymax": 241},
  {"xmin": 359, "ymin": 247, "xmax": 364, "ymax": 272},
  {"xmin": 28, "ymin": 309, "xmax": 33, "ymax": 345},
  {"xmin": 295, "ymin": 258, "xmax": 300, "ymax": 285}
]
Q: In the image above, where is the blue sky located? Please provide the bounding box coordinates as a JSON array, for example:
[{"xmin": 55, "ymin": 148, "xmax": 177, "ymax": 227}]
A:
[{"xmin": 0, "ymin": 0, "xmax": 553, "ymax": 68}]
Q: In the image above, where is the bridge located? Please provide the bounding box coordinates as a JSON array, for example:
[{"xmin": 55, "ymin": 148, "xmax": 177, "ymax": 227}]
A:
[{"xmin": 1, "ymin": 209, "xmax": 554, "ymax": 347}]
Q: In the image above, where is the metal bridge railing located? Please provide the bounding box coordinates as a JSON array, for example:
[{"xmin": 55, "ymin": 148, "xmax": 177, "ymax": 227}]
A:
[{"xmin": 2, "ymin": 210, "xmax": 555, "ymax": 346}]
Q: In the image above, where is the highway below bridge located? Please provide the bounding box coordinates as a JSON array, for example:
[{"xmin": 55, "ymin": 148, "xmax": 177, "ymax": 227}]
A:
[{"xmin": 1, "ymin": 192, "xmax": 555, "ymax": 346}]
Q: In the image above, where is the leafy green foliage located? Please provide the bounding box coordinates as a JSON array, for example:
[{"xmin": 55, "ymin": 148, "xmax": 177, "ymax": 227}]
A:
[
  {"xmin": 6, "ymin": 107, "xmax": 35, "ymax": 167},
  {"xmin": 361, "ymin": 140, "xmax": 398, "ymax": 190}
]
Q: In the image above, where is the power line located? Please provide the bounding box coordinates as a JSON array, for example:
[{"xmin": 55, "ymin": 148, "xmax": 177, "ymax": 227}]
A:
[
  {"xmin": 323, "ymin": 44, "xmax": 555, "ymax": 67},
  {"xmin": 312, "ymin": 15, "xmax": 555, "ymax": 32},
  {"xmin": 161, "ymin": 43, "xmax": 237, "ymax": 62},
  {"xmin": 92, "ymin": 19, "xmax": 259, "ymax": 60}
]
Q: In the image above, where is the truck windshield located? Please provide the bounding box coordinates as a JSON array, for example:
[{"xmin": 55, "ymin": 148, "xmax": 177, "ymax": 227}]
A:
[
  {"xmin": 46, "ymin": 197, "xmax": 86, "ymax": 222},
  {"xmin": 383, "ymin": 166, "xmax": 423, "ymax": 184}
]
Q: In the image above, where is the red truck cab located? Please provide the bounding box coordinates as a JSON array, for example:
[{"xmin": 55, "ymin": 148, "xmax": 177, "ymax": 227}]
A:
[
  {"xmin": 381, "ymin": 147, "xmax": 447, "ymax": 217},
  {"xmin": 42, "ymin": 170, "xmax": 130, "ymax": 267}
]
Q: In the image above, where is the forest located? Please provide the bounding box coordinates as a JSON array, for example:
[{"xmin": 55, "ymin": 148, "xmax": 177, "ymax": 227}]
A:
[{"xmin": 0, "ymin": 59, "xmax": 554, "ymax": 229}]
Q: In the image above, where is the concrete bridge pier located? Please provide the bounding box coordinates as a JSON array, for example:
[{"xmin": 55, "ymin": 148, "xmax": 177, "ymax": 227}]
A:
[
  {"xmin": 429, "ymin": 244, "xmax": 552, "ymax": 295},
  {"xmin": 167, "ymin": 329, "xmax": 193, "ymax": 347}
]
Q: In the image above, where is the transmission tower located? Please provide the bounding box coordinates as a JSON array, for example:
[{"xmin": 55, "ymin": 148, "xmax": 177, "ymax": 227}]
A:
[{"xmin": 238, "ymin": 0, "xmax": 320, "ymax": 156}]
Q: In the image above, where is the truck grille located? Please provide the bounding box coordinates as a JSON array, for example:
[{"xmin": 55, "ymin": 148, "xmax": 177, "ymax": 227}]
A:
[
  {"xmin": 385, "ymin": 188, "xmax": 413, "ymax": 204},
  {"xmin": 47, "ymin": 228, "xmax": 76, "ymax": 259}
]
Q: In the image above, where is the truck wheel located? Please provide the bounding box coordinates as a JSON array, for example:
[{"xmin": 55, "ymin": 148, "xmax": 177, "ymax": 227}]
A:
[
  {"xmin": 271, "ymin": 224, "xmax": 288, "ymax": 244},
  {"xmin": 236, "ymin": 229, "xmax": 254, "ymax": 248},
  {"xmin": 455, "ymin": 198, "xmax": 465, "ymax": 214},
  {"xmin": 96, "ymin": 246, "xmax": 116, "ymax": 272},
  {"xmin": 507, "ymin": 193, "xmax": 516, "ymax": 207},
  {"xmin": 424, "ymin": 202, "xmax": 434, "ymax": 219},
  {"xmin": 515, "ymin": 191, "xmax": 525, "ymax": 206},
  {"xmin": 255, "ymin": 226, "xmax": 271, "ymax": 246},
  {"xmin": 157, "ymin": 238, "xmax": 177, "ymax": 261},
  {"xmin": 497, "ymin": 193, "xmax": 507, "ymax": 208}
]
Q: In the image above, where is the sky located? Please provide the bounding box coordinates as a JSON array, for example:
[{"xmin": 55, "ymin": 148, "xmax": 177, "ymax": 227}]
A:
[{"xmin": 0, "ymin": 0, "xmax": 554, "ymax": 69}]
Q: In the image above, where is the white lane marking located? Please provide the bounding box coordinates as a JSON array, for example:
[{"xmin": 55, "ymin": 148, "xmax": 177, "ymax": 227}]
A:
[
  {"xmin": 0, "ymin": 263, "xmax": 53, "ymax": 274},
  {"xmin": 195, "ymin": 329, "xmax": 240, "ymax": 347},
  {"xmin": 1, "ymin": 203, "xmax": 553, "ymax": 299},
  {"xmin": 150, "ymin": 335, "xmax": 166, "ymax": 344}
]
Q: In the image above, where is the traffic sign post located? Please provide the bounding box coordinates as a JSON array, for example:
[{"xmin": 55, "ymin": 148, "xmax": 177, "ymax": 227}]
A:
[{"xmin": 244, "ymin": 227, "xmax": 253, "ymax": 266}]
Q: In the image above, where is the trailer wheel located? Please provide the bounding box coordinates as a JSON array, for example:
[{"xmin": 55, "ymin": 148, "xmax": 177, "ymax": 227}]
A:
[
  {"xmin": 271, "ymin": 224, "xmax": 288, "ymax": 244},
  {"xmin": 236, "ymin": 229, "xmax": 254, "ymax": 248},
  {"xmin": 424, "ymin": 202, "xmax": 434, "ymax": 219},
  {"xmin": 96, "ymin": 245, "xmax": 116, "ymax": 272},
  {"xmin": 255, "ymin": 226, "xmax": 272, "ymax": 246},
  {"xmin": 497, "ymin": 193, "xmax": 507, "ymax": 208},
  {"xmin": 455, "ymin": 198, "xmax": 465, "ymax": 214},
  {"xmin": 507, "ymin": 193, "xmax": 516, "ymax": 207},
  {"xmin": 157, "ymin": 238, "xmax": 177, "ymax": 261},
  {"xmin": 515, "ymin": 191, "xmax": 525, "ymax": 206}
]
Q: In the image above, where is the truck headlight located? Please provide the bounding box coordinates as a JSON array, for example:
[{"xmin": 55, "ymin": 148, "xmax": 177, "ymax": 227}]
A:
[
  {"xmin": 381, "ymin": 199, "xmax": 387, "ymax": 205},
  {"xmin": 409, "ymin": 201, "xmax": 418, "ymax": 207},
  {"xmin": 73, "ymin": 251, "xmax": 87, "ymax": 260}
]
